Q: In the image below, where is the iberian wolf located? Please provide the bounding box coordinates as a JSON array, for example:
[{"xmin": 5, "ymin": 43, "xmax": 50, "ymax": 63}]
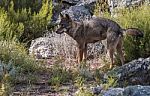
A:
[{"xmin": 56, "ymin": 14, "xmax": 143, "ymax": 68}]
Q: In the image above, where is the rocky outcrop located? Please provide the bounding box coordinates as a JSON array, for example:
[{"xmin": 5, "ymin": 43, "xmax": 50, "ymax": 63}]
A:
[
  {"xmin": 91, "ymin": 57, "xmax": 150, "ymax": 95},
  {"xmin": 102, "ymin": 87, "xmax": 124, "ymax": 96},
  {"xmin": 52, "ymin": 0, "xmax": 149, "ymax": 22},
  {"xmin": 52, "ymin": 0, "xmax": 97, "ymax": 22},
  {"xmin": 107, "ymin": 57, "xmax": 150, "ymax": 87},
  {"xmin": 84, "ymin": 85, "xmax": 150, "ymax": 96},
  {"xmin": 92, "ymin": 85, "xmax": 150, "ymax": 96}
]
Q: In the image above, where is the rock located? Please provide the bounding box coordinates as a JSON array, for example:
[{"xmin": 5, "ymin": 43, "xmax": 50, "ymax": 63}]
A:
[
  {"xmin": 92, "ymin": 85, "xmax": 150, "ymax": 96},
  {"xmin": 61, "ymin": 4, "xmax": 92, "ymax": 21},
  {"xmin": 54, "ymin": 0, "xmax": 97, "ymax": 22},
  {"xmin": 29, "ymin": 35, "xmax": 58, "ymax": 59},
  {"xmin": 108, "ymin": 0, "xmax": 146, "ymax": 16},
  {"xmin": 123, "ymin": 85, "xmax": 150, "ymax": 96},
  {"xmin": 107, "ymin": 57, "xmax": 150, "ymax": 87},
  {"xmin": 61, "ymin": 0, "xmax": 82, "ymax": 5},
  {"xmin": 92, "ymin": 86, "xmax": 103, "ymax": 95},
  {"xmin": 29, "ymin": 32, "xmax": 104, "ymax": 59},
  {"xmin": 102, "ymin": 88, "xmax": 124, "ymax": 96},
  {"xmin": 29, "ymin": 32, "xmax": 77, "ymax": 59}
]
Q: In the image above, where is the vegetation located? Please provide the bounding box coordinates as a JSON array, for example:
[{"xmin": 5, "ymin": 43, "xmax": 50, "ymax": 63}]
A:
[
  {"xmin": 0, "ymin": 0, "xmax": 149, "ymax": 95},
  {"xmin": 0, "ymin": 0, "xmax": 53, "ymax": 95},
  {"xmin": 0, "ymin": 0, "xmax": 53, "ymax": 46},
  {"xmin": 116, "ymin": 5, "xmax": 150, "ymax": 61},
  {"xmin": 0, "ymin": 41, "xmax": 39, "ymax": 95},
  {"xmin": 94, "ymin": 4, "xmax": 150, "ymax": 62}
]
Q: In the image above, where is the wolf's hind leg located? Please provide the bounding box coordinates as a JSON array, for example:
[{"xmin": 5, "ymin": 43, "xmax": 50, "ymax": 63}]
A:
[
  {"xmin": 83, "ymin": 44, "xmax": 87, "ymax": 62},
  {"xmin": 108, "ymin": 48, "xmax": 114, "ymax": 69},
  {"xmin": 116, "ymin": 39, "xmax": 125, "ymax": 65},
  {"xmin": 77, "ymin": 48, "xmax": 83, "ymax": 63}
]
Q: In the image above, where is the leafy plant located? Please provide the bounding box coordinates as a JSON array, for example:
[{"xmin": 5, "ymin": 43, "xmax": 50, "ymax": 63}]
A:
[
  {"xmin": 0, "ymin": 60, "xmax": 17, "ymax": 95},
  {"xmin": 0, "ymin": 7, "xmax": 24, "ymax": 41},
  {"xmin": 48, "ymin": 63, "xmax": 72, "ymax": 86},
  {"xmin": 0, "ymin": 41, "xmax": 38, "ymax": 73},
  {"xmin": 0, "ymin": 0, "xmax": 53, "ymax": 46},
  {"xmin": 75, "ymin": 87, "xmax": 93, "ymax": 96},
  {"xmin": 103, "ymin": 76, "xmax": 118, "ymax": 90},
  {"xmin": 94, "ymin": 0, "xmax": 110, "ymax": 16},
  {"xmin": 116, "ymin": 5, "xmax": 150, "ymax": 61}
]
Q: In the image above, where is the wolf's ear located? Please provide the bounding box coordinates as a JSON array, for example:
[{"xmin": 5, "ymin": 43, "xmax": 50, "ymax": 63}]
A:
[{"xmin": 65, "ymin": 14, "xmax": 71, "ymax": 20}]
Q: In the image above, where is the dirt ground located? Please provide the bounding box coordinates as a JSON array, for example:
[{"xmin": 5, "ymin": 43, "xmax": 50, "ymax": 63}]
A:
[{"xmin": 12, "ymin": 57, "xmax": 106, "ymax": 96}]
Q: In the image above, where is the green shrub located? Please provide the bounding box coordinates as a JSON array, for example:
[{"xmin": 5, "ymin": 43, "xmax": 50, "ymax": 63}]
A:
[
  {"xmin": 0, "ymin": 41, "xmax": 37, "ymax": 73},
  {"xmin": 0, "ymin": 7, "xmax": 24, "ymax": 41},
  {"xmin": 95, "ymin": 4, "xmax": 150, "ymax": 62},
  {"xmin": 0, "ymin": 60, "xmax": 17, "ymax": 95},
  {"xmin": 19, "ymin": 0, "xmax": 53, "ymax": 45},
  {"xmin": 0, "ymin": 40, "xmax": 39, "ymax": 95},
  {"xmin": 75, "ymin": 87, "xmax": 93, "ymax": 96},
  {"xmin": 94, "ymin": 0, "xmax": 110, "ymax": 16},
  {"xmin": 116, "ymin": 5, "xmax": 150, "ymax": 61},
  {"xmin": 0, "ymin": 0, "xmax": 53, "ymax": 46},
  {"xmin": 0, "ymin": 0, "xmax": 41, "ymax": 13},
  {"xmin": 48, "ymin": 64, "xmax": 72, "ymax": 86}
]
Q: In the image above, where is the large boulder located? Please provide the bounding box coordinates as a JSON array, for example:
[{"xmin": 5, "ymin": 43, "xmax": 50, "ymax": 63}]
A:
[
  {"xmin": 52, "ymin": 0, "xmax": 97, "ymax": 22},
  {"xmin": 61, "ymin": 3, "xmax": 92, "ymax": 21},
  {"xmin": 106, "ymin": 57, "xmax": 150, "ymax": 87},
  {"xmin": 86, "ymin": 85, "xmax": 150, "ymax": 96},
  {"xmin": 100, "ymin": 85, "xmax": 150, "ymax": 96},
  {"xmin": 123, "ymin": 85, "xmax": 150, "ymax": 96},
  {"xmin": 102, "ymin": 87, "xmax": 124, "ymax": 96}
]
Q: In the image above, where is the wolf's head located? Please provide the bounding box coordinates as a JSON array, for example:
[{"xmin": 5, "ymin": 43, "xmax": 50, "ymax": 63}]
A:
[{"xmin": 56, "ymin": 14, "xmax": 72, "ymax": 34}]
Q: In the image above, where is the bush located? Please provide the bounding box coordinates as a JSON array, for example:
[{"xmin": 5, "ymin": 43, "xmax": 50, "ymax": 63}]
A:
[
  {"xmin": 0, "ymin": 7, "xmax": 24, "ymax": 41},
  {"xmin": 94, "ymin": 0, "xmax": 110, "ymax": 16},
  {"xmin": 19, "ymin": 0, "xmax": 53, "ymax": 45},
  {"xmin": 0, "ymin": 40, "xmax": 39, "ymax": 95},
  {"xmin": 48, "ymin": 63, "xmax": 72, "ymax": 86},
  {"xmin": 116, "ymin": 5, "xmax": 150, "ymax": 61},
  {"xmin": 0, "ymin": 0, "xmax": 42, "ymax": 13},
  {"xmin": 0, "ymin": 41, "xmax": 37, "ymax": 73},
  {"xmin": 94, "ymin": 4, "xmax": 149, "ymax": 62},
  {"xmin": 0, "ymin": 0, "xmax": 53, "ymax": 46}
]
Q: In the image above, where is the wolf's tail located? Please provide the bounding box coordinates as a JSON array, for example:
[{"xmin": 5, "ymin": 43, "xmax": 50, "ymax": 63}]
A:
[{"xmin": 121, "ymin": 28, "xmax": 144, "ymax": 37}]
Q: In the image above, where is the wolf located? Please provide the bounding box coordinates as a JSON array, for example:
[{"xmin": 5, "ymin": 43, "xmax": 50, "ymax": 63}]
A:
[{"xmin": 56, "ymin": 14, "xmax": 143, "ymax": 68}]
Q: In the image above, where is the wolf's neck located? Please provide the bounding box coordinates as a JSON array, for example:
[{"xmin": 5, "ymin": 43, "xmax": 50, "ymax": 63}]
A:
[{"xmin": 66, "ymin": 21, "xmax": 82, "ymax": 39}]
